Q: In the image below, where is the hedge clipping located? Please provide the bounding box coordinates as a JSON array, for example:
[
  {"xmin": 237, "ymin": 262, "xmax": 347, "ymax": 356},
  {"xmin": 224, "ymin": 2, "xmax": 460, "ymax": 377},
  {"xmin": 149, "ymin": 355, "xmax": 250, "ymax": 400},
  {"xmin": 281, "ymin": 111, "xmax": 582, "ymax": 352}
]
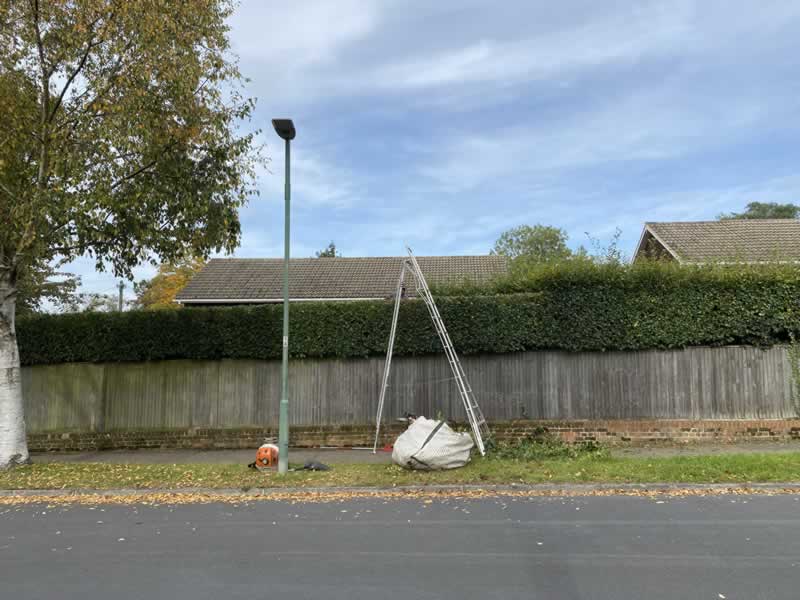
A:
[{"xmin": 17, "ymin": 262, "xmax": 800, "ymax": 366}]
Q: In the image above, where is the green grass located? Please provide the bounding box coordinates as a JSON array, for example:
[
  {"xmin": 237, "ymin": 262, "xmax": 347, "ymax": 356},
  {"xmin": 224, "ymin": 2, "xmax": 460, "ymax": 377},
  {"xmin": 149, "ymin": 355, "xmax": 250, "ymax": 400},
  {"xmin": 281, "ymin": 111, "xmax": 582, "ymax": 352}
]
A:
[{"xmin": 2, "ymin": 452, "xmax": 800, "ymax": 490}]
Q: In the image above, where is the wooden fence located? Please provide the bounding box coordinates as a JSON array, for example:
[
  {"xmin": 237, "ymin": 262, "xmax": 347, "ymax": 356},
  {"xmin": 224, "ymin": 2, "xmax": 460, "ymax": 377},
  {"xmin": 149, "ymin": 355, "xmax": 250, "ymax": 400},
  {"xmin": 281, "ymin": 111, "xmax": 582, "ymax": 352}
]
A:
[{"xmin": 21, "ymin": 346, "xmax": 797, "ymax": 433}]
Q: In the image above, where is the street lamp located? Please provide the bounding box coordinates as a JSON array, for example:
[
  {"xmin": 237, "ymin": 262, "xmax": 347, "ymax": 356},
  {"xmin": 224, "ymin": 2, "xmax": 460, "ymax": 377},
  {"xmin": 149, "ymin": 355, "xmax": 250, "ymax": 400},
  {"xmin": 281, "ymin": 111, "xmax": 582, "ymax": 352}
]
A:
[{"xmin": 272, "ymin": 118, "xmax": 295, "ymax": 475}]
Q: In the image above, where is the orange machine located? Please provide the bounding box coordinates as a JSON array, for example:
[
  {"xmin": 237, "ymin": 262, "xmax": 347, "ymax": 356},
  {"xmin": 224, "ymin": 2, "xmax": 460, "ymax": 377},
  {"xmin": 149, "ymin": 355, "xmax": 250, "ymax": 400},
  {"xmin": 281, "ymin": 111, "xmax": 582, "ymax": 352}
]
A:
[{"xmin": 253, "ymin": 443, "xmax": 279, "ymax": 470}]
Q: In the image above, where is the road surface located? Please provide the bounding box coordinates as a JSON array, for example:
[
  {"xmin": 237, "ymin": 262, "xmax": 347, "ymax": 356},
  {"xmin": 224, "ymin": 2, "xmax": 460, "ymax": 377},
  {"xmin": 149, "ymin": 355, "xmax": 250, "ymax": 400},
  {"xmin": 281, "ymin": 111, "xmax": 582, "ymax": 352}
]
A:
[{"xmin": 2, "ymin": 493, "xmax": 799, "ymax": 599}]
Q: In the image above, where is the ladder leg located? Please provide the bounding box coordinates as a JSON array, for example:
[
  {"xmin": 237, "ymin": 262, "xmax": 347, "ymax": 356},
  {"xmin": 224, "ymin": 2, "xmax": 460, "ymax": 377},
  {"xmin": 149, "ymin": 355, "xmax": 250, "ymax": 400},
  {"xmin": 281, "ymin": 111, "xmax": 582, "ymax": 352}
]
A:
[{"xmin": 373, "ymin": 266, "xmax": 405, "ymax": 453}]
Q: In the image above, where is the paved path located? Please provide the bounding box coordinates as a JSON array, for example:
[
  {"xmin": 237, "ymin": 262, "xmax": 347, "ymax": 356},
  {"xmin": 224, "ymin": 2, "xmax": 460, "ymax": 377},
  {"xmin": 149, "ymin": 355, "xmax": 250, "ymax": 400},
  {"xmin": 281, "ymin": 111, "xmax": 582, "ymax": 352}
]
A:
[
  {"xmin": 611, "ymin": 440, "xmax": 800, "ymax": 458},
  {"xmin": 31, "ymin": 440, "xmax": 800, "ymax": 465},
  {"xmin": 2, "ymin": 493, "xmax": 799, "ymax": 599},
  {"xmin": 32, "ymin": 447, "xmax": 393, "ymax": 465}
]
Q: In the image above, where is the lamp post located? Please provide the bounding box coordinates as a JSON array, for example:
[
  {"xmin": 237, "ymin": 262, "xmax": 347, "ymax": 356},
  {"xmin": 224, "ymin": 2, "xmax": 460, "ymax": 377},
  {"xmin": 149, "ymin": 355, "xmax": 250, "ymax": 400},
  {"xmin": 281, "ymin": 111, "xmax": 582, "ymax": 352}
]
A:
[{"xmin": 272, "ymin": 118, "xmax": 296, "ymax": 475}]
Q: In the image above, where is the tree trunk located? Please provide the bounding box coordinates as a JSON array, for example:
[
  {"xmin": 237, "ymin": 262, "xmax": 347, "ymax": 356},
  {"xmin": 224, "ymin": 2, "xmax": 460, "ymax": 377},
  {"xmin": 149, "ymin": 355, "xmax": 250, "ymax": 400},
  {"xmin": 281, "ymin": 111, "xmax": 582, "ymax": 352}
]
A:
[{"xmin": 0, "ymin": 273, "xmax": 29, "ymax": 469}]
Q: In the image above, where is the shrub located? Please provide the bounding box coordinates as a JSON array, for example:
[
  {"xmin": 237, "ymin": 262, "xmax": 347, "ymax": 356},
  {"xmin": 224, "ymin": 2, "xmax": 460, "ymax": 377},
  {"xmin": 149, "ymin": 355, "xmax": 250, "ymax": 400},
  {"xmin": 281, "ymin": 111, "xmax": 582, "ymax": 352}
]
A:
[
  {"xmin": 17, "ymin": 261, "xmax": 800, "ymax": 366},
  {"xmin": 489, "ymin": 427, "xmax": 607, "ymax": 460}
]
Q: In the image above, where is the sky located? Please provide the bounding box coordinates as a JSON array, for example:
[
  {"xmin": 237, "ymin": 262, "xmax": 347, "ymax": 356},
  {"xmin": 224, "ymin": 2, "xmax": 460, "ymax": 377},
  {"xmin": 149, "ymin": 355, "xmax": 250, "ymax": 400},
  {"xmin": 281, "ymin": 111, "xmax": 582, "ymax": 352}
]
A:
[{"xmin": 73, "ymin": 0, "xmax": 800, "ymax": 298}]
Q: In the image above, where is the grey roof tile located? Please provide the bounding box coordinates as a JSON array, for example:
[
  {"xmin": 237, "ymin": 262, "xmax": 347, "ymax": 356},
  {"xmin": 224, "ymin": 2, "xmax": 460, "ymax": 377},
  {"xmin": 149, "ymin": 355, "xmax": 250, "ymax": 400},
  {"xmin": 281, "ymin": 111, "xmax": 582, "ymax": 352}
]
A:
[
  {"xmin": 644, "ymin": 220, "xmax": 800, "ymax": 264},
  {"xmin": 176, "ymin": 256, "xmax": 509, "ymax": 302}
]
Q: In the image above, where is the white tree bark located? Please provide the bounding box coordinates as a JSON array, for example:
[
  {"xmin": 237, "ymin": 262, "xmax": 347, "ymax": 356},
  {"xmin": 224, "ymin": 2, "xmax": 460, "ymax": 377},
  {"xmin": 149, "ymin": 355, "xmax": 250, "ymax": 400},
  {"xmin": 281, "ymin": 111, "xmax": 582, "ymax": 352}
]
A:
[{"xmin": 0, "ymin": 276, "xmax": 29, "ymax": 469}]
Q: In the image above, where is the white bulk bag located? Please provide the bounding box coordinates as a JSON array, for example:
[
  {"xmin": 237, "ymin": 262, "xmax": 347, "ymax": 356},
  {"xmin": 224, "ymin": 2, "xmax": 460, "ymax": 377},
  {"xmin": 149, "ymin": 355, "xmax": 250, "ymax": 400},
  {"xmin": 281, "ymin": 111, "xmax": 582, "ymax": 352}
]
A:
[{"xmin": 392, "ymin": 416, "xmax": 474, "ymax": 470}]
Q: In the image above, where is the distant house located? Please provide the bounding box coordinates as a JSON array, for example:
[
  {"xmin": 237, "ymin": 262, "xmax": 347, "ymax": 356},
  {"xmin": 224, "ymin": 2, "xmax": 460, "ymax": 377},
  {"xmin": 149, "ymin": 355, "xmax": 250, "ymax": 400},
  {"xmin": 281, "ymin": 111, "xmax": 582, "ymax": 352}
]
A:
[
  {"xmin": 175, "ymin": 256, "xmax": 509, "ymax": 305},
  {"xmin": 633, "ymin": 220, "xmax": 800, "ymax": 264}
]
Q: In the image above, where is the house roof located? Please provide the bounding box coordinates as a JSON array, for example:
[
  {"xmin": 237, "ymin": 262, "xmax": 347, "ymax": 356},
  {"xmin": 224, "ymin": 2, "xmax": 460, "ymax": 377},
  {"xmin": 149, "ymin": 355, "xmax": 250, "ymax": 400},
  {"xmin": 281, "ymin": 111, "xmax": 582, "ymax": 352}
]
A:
[
  {"xmin": 176, "ymin": 256, "xmax": 509, "ymax": 303},
  {"xmin": 636, "ymin": 220, "xmax": 800, "ymax": 264}
]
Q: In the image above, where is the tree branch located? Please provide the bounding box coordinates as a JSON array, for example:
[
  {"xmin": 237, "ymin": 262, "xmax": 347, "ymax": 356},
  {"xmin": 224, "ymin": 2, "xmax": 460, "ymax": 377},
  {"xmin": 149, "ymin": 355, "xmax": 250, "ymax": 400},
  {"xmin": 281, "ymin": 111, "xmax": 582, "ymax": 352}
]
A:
[
  {"xmin": 110, "ymin": 159, "xmax": 157, "ymax": 189},
  {"xmin": 48, "ymin": 37, "xmax": 98, "ymax": 124},
  {"xmin": 32, "ymin": 0, "xmax": 50, "ymax": 192},
  {"xmin": 110, "ymin": 140, "xmax": 179, "ymax": 190},
  {"xmin": 31, "ymin": 0, "xmax": 46, "ymax": 76},
  {"xmin": 0, "ymin": 181, "xmax": 18, "ymax": 203},
  {"xmin": 48, "ymin": 11, "xmax": 115, "ymax": 124},
  {"xmin": 55, "ymin": 39, "xmax": 136, "ymax": 136}
]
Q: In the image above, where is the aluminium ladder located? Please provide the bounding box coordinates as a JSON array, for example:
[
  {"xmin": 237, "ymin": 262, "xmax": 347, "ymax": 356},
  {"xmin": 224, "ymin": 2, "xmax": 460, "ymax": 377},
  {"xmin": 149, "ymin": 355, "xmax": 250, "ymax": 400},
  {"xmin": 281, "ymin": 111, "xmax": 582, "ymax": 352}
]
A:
[{"xmin": 373, "ymin": 248, "xmax": 490, "ymax": 455}]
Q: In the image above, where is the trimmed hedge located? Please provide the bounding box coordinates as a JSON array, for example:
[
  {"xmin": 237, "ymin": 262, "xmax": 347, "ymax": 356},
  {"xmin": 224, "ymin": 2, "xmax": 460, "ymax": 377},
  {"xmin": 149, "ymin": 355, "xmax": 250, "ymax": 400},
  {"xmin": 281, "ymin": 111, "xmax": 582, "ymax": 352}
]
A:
[{"xmin": 17, "ymin": 262, "xmax": 800, "ymax": 366}]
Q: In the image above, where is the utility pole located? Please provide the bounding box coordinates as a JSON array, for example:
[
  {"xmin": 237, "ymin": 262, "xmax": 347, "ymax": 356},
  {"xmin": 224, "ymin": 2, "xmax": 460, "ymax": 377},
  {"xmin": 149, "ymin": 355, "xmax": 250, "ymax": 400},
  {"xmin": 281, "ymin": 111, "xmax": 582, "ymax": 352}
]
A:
[
  {"xmin": 272, "ymin": 118, "xmax": 296, "ymax": 475},
  {"xmin": 117, "ymin": 281, "xmax": 125, "ymax": 312}
]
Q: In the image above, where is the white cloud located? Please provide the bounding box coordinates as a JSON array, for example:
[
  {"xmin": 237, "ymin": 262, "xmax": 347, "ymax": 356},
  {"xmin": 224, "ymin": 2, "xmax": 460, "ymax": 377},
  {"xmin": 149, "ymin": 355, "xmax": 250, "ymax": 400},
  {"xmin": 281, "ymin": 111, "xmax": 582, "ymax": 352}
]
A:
[
  {"xmin": 255, "ymin": 139, "xmax": 362, "ymax": 210},
  {"xmin": 229, "ymin": 0, "xmax": 378, "ymax": 66},
  {"xmin": 418, "ymin": 80, "xmax": 777, "ymax": 193},
  {"xmin": 231, "ymin": 0, "xmax": 800, "ymax": 111},
  {"xmin": 625, "ymin": 173, "xmax": 800, "ymax": 224},
  {"xmin": 227, "ymin": 0, "xmax": 382, "ymax": 111},
  {"xmin": 373, "ymin": 4, "xmax": 694, "ymax": 91}
]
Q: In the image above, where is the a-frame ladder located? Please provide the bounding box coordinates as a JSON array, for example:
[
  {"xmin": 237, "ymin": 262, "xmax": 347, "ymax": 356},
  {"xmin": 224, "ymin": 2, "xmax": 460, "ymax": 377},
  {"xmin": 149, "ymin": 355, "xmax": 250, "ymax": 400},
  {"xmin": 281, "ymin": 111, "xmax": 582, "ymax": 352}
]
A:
[{"xmin": 373, "ymin": 248, "xmax": 490, "ymax": 455}]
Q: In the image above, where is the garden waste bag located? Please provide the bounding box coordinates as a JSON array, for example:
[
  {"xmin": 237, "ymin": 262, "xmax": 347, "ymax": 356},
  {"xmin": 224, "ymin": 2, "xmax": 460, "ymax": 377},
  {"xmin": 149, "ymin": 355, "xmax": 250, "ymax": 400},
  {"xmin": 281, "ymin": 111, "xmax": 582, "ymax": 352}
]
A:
[{"xmin": 392, "ymin": 416, "xmax": 474, "ymax": 470}]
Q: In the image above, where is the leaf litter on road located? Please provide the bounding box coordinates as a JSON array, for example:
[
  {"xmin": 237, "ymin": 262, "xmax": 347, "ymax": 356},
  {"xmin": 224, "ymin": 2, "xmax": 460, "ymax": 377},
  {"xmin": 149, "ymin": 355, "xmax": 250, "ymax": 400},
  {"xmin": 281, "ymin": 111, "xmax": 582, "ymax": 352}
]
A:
[{"xmin": 1, "ymin": 485, "xmax": 799, "ymax": 506}]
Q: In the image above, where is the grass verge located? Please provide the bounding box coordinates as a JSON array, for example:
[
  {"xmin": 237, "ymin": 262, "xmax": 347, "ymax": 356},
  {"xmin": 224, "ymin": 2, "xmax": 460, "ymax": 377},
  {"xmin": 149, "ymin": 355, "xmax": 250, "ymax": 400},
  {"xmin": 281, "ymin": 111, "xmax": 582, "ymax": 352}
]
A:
[{"xmin": 2, "ymin": 452, "xmax": 800, "ymax": 490}]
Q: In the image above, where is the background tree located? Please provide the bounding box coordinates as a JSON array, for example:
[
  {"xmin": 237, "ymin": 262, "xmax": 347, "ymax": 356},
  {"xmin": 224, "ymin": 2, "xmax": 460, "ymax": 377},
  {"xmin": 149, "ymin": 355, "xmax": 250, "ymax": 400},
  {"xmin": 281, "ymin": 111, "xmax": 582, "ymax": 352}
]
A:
[
  {"xmin": 0, "ymin": 1, "xmax": 259, "ymax": 468},
  {"xmin": 491, "ymin": 225, "xmax": 573, "ymax": 263},
  {"xmin": 15, "ymin": 261, "xmax": 80, "ymax": 316},
  {"xmin": 719, "ymin": 202, "xmax": 800, "ymax": 219},
  {"xmin": 134, "ymin": 257, "xmax": 206, "ymax": 309},
  {"xmin": 584, "ymin": 228, "xmax": 625, "ymax": 264},
  {"xmin": 63, "ymin": 292, "xmax": 121, "ymax": 313},
  {"xmin": 315, "ymin": 242, "xmax": 341, "ymax": 258}
]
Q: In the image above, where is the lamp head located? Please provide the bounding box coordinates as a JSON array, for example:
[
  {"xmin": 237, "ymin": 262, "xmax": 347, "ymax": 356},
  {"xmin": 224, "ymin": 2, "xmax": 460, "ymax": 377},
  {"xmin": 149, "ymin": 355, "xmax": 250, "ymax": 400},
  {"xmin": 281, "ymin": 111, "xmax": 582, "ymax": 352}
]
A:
[{"xmin": 272, "ymin": 119, "xmax": 296, "ymax": 141}]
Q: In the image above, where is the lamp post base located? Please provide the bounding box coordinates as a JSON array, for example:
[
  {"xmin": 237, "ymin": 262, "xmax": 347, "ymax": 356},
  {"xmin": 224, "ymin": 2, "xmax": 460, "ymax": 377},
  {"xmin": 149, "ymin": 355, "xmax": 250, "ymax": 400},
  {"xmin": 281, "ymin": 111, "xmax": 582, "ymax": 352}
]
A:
[{"xmin": 277, "ymin": 398, "xmax": 289, "ymax": 474}]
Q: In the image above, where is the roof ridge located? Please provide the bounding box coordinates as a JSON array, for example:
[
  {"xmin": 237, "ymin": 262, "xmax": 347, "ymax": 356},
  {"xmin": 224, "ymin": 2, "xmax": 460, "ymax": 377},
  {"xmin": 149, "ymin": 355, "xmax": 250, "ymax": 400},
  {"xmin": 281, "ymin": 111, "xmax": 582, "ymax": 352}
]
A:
[
  {"xmin": 208, "ymin": 255, "xmax": 506, "ymax": 261},
  {"xmin": 647, "ymin": 219, "xmax": 800, "ymax": 225}
]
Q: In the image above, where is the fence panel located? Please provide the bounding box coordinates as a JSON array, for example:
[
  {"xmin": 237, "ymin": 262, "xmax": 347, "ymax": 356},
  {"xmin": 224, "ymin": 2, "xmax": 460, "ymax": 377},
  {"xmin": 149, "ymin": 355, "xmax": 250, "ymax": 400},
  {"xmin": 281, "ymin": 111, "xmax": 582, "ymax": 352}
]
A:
[{"xmin": 22, "ymin": 346, "xmax": 796, "ymax": 433}]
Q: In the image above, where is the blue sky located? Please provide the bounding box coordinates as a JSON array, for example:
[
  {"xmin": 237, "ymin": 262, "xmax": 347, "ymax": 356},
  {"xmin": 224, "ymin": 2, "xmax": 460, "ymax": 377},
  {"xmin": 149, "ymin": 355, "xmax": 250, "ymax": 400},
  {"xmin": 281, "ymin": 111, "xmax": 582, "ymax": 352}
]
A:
[{"xmin": 74, "ymin": 0, "xmax": 800, "ymax": 297}]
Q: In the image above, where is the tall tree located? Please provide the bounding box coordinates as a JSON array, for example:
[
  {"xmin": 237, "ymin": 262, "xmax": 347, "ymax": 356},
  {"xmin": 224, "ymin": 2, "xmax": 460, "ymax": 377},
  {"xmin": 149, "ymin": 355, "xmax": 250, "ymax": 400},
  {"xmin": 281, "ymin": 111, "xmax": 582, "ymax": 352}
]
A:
[
  {"xmin": 0, "ymin": 1, "xmax": 259, "ymax": 468},
  {"xmin": 491, "ymin": 225, "xmax": 573, "ymax": 263},
  {"xmin": 719, "ymin": 202, "xmax": 800, "ymax": 220},
  {"xmin": 315, "ymin": 242, "xmax": 340, "ymax": 258},
  {"xmin": 134, "ymin": 257, "xmax": 206, "ymax": 309}
]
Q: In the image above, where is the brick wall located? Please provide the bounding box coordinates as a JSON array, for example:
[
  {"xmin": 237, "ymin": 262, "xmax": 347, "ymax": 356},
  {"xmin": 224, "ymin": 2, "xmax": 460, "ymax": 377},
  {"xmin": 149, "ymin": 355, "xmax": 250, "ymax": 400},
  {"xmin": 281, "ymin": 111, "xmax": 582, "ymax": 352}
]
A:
[
  {"xmin": 27, "ymin": 419, "xmax": 800, "ymax": 452},
  {"xmin": 495, "ymin": 419, "xmax": 800, "ymax": 444}
]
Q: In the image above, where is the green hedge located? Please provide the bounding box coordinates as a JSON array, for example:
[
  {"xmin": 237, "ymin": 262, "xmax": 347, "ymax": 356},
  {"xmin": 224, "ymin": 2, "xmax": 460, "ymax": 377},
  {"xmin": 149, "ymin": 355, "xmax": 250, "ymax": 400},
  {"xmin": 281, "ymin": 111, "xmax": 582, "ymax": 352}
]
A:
[{"xmin": 17, "ymin": 262, "xmax": 800, "ymax": 366}]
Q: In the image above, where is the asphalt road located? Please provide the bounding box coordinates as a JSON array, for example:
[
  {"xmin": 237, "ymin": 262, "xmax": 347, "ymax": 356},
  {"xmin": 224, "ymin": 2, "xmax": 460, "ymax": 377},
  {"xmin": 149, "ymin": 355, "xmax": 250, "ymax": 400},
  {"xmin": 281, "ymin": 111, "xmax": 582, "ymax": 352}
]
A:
[{"xmin": 2, "ymin": 493, "xmax": 799, "ymax": 600}]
